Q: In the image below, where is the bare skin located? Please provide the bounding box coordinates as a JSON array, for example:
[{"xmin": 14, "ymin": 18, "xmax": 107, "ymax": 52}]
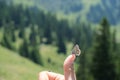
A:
[{"xmin": 39, "ymin": 54, "xmax": 76, "ymax": 80}]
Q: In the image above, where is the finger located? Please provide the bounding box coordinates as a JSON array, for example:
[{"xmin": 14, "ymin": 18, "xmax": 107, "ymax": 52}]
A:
[
  {"xmin": 64, "ymin": 54, "xmax": 76, "ymax": 70},
  {"xmin": 39, "ymin": 71, "xmax": 49, "ymax": 80},
  {"xmin": 39, "ymin": 71, "xmax": 64, "ymax": 80},
  {"xmin": 64, "ymin": 54, "xmax": 76, "ymax": 80},
  {"xmin": 47, "ymin": 71, "xmax": 64, "ymax": 80}
]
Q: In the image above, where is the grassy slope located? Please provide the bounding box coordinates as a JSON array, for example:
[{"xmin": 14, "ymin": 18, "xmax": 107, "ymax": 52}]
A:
[
  {"xmin": 0, "ymin": 45, "xmax": 44, "ymax": 80},
  {"xmin": 40, "ymin": 43, "xmax": 75, "ymax": 73},
  {"xmin": 0, "ymin": 43, "xmax": 75, "ymax": 80},
  {"xmin": 0, "ymin": 27, "xmax": 77, "ymax": 80}
]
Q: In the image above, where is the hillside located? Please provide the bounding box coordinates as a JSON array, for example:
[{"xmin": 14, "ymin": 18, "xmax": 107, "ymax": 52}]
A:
[
  {"xmin": 0, "ymin": 45, "xmax": 44, "ymax": 80},
  {"xmin": 0, "ymin": 44, "xmax": 76, "ymax": 80},
  {"xmin": 0, "ymin": 1, "xmax": 120, "ymax": 79},
  {"xmin": 11, "ymin": 0, "xmax": 120, "ymax": 25}
]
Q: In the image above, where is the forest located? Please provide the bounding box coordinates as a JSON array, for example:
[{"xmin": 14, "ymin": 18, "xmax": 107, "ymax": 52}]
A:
[{"xmin": 0, "ymin": 0, "xmax": 120, "ymax": 80}]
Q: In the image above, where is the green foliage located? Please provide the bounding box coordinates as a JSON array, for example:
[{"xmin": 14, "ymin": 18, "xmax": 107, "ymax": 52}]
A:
[
  {"xmin": 44, "ymin": 26, "xmax": 52, "ymax": 44},
  {"xmin": 1, "ymin": 23, "xmax": 15, "ymax": 50},
  {"xmin": 116, "ymin": 44, "xmax": 120, "ymax": 80},
  {"xmin": 74, "ymin": 25, "xmax": 81, "ymax": 45},
  {"xmin": 19, "ymin": 38, "xmax": 30, "ymax": 58},
  {"xmin": 0, "ymin": 1, "xmax": 119, "ymax": 80},
  {"xmin": 30, "ymin": 46, "xmax": 43, "ymax": 65},
  {"xmin": 75, "ymin": 24, "xmax": 91, "ymax": 80},
  {"xmin": 112, "ymin": 29, "xmax": 120, "ymax": 80},
  {"xmin": 57, "ymin": 34, "xmax": 66, "ymax": 54},
  {"xmin": 1, "ymin": 32, "xmax": 13, "ymax": 50},
  {"xmin": 0, "ymin": 0, "xmax": 92, "ymax": 53},
  {"xmin": 9, "ymin": 22, "xmax": 16, "ymax": 42},
  {"xmin": 29, "ymin": 26, "xmax": 38, "ymax": 45},
  {"xmin": 0, "ymin": 2, "xmax": 106, "ymax": 80},
  {"xmin": 29, "ymin": 26, "xmax": 43, "ymax": 65},
  {"xmin": 91, "ymin": 18, "xmax": 116, "ymax": 80},
  {"xmin": 19, "ymin": 27, "xmax": 43, "ymax": 65},
  {"xmin": 73, "ymin": 23, "xmax": 92, "ymax": 49},
  {"xmin": 18, "ymin": 26, "xmax": 25, "ymax": 38},
  {"xmin": 76, "ymin": 51, "xmax": 87, "ymax": 80},
  {"xmin": 112, "ymin": 29, "xmax": 117, "ymax": 52}
]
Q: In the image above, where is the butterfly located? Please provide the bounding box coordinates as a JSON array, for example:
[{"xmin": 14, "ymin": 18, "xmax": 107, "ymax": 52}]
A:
[{"xmin": 72, "ymin": 44, "xmax": 81, "ymax": 56}]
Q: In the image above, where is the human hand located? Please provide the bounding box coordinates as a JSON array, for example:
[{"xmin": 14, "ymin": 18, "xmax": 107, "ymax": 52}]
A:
[
  {"xmin": 39, "ymin": 45, "xmax": 80, "ymax": 80},
  {"xmin": 39, "ymin": 54, "xmax": 76, "ymax": 80}
]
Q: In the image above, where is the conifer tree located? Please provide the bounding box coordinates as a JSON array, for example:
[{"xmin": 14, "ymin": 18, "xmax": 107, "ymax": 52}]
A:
[
  {"xmin": 29, "ymin": 26, "xmax": 43, "ymax": 65},
  {"xmin": 112, "ymin": 29, "xmax": 117, "ymax": 52},
  {"xmin": 29, "ymin": 26, "xmax": 37, "ymax": 45},
  {"xmin": 30, "ymin": 46, "xmax": 43, "ymax": 65},
  {"xmin": 76, "ymin": 49, "xmax": 87, "ymax": 80},
  {"xmin": 18, "ymin": 26, "xmax": 25, "ymax": 38},
  {"xmin": 57, "ymin": 33, "xmax": 66, "ymax": 54},
  {"xmin": 1, "ymin": 31, "xmax": 13, "ymax": 50},
  {"xmin": 74, "ymin": 25, "xmax": 81, "ymax": 45},
  {"xmin": 9, "ymin": 22, "xmax": 16, "ymax": 42},
  {"xmin": 19, "ymin": 37, "xmax": 30, "ymax": 58},
  {"xmin": 91, "ymin": 18, "xmax": 116, "ymax": 80},
  {"xmin": 11, "ymin": 30, "xmax": 16, "ymax": 42},
  {"xmin": 112, "ymin": 29, "xmax": 120, "ymax": 80},
  {"xmin": 44, "ymin": 26, "xmax": 52, "ymax": 44},
  {"xmin": 1, "ymin": 24, "xmax": 14, "ymax": 50},
  {"xmin": 75, "ymin": 25, "xmax": 87, "ymax": 80}
]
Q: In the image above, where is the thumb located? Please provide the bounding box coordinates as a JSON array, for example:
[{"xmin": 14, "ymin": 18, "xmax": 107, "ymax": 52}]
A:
[{"xmin": 64, "ymin": 54, "xmax": 76, "ymax": 80}]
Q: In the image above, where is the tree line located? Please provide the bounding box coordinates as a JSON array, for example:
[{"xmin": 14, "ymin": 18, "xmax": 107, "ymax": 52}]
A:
[
  {"xmin": 0, "ymin": 0, "xmax": 92, "ymax": 65},
  {"xmin": 0, "ymin": 0, "xmax": 119, "ymax": 80},
  {"xmin": 76, "ymin": 18, "xmax": 120, "ymax": 80}
]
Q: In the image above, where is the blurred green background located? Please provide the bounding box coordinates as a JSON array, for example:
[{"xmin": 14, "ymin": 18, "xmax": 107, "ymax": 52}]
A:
[{"xmin": 0, "ymin": 0, "xmax": 120, "ymax": 80}]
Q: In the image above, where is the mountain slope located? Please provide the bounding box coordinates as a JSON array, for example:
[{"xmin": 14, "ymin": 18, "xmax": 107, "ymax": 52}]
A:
[
  {"xmin": 87, "ymin": 0, "xmax": 120, "ymax": 25},
  {"xmin": 0, "ymin": 44, "xmax": 74, "ymax": 80},
  {"xmin": 0, "ymin": 45, "xmax": 44, "ymax": 80},
  {"xmin": 17, "ymin": 0, "xmax": 119, "ymax": 25},
  {"xmin": 11, "ymin": 0, "xmax": 120, "ymax": 25}
]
